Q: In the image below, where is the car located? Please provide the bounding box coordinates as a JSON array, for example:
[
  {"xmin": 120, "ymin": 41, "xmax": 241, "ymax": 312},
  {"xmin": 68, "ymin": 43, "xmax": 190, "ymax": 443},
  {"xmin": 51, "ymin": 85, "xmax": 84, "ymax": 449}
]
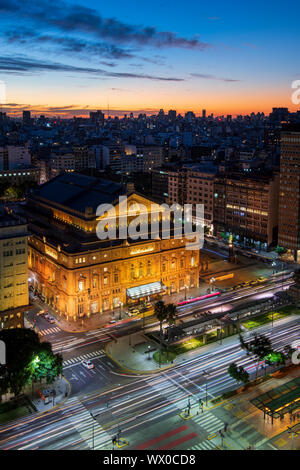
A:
[
  {"xmin": 109, "ymin": 320, "xmax": 116, "ymax": 324},
  {"xmin": 37, "ymin": 310, "xmax": 45, "ymax": 316},
  {"xmin": 82, "ymin": 360, "xmax": 94, "ymax": 369},
  {"xmin": 131, "ymin": 309, "xmax": 140, "ymax": 316},
  {"xmin": 45, "ymin": 315, "xmax": 55, "ymax": 323}
]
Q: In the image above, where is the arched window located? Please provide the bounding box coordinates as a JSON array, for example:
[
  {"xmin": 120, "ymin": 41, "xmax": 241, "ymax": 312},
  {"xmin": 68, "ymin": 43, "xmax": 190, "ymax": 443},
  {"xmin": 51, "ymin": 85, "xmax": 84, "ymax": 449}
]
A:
[
  {"xmin": 131, "ymin": 264, "xmax": 135, "ymax": 279},
  {"xmin": 139, "ymin": 262, "xmax": 143, "ymax": 277}
]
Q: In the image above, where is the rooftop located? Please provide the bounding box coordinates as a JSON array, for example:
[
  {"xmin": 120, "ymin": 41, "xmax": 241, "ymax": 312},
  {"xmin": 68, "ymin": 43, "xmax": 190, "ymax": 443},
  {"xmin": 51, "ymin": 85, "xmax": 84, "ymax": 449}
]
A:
[
  {"xmin": 30, "ymin": 172, "xmax": 125, "ymax": 217},
  {"xmin": 251, "ymin": 377, "xmax": 300, "ymax": 419}
]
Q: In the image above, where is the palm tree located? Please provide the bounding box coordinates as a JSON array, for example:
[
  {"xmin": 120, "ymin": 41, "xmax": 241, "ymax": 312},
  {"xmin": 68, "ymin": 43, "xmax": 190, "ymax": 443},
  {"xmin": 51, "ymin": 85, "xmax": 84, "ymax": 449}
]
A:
[
  {"xmin": 166, "ymin": 303, "xmax": 178, "ymax": 329},
  {"xmin": 293, "ymin": 270, "xmax": 300, "ymax": 285},
  {"xmin": 165, "ymin": 303, "xmax": 178, "ymax": 359},
  {"xmin": 154, "ymin": 301, "xmax": 168, "ymax": 365},
  {"xmin": 239, "ymin": 333, "xmax": 272, "ymax": 380}
]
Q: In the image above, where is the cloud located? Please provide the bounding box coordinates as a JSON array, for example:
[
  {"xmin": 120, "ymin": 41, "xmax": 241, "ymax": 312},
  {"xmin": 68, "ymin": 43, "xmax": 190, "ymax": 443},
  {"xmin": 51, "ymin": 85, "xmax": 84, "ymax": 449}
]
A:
[
  {"xmin": 190, "ymin": 73, "xmax": 241, "ymax": 82},
  {"xmin": 6, "ymin": 30, "xmax": 136, "ymax": 61},
  {"xmin": 243, "ymin": 43, "xmax": 257, "ymax": 49},
  {"xmin": 0, "ymin": 55, "xmax": 184, "ymax": 81},
  {"xmin": 0, "ymin": 0, "xmax": 210, "ymax": 51},
  {"xmin": 0, "ymin": 102, "xmax": 160, "ymax": 117}
]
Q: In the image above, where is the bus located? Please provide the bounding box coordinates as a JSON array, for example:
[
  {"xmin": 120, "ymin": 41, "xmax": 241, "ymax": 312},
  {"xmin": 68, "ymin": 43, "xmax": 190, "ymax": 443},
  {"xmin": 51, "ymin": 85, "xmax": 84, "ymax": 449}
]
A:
[{"xmin": 178, "ymin": 292, "xmax": 221, "ymax": 307}]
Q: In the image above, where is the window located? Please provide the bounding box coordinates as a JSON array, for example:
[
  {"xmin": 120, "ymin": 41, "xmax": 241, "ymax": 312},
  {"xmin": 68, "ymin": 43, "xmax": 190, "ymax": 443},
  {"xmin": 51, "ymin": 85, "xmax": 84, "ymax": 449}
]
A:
[
  {"xmin": 78, "ymin": 304, "xmax": 84, "ymax": 314},
  {"xmin": 78, "ymin": 280, "xmax": 84, "ymax": 291},
  {"xmin": 131, "ymin": 264, "xmax": 135, "ymax": 279},
  {"xmin": 139, "ymin": 263, "xmax": 143, "ymax": 277}
]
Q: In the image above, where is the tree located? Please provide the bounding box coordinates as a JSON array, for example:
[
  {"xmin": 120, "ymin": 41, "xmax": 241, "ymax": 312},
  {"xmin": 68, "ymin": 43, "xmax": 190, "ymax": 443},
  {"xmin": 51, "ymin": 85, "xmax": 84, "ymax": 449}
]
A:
[
  {"xmin": 276, "ymin": 246, "xmax": 287, "ymax": 255},
  {"xmin": 4, "ymin": 186, "xmax": 19, "ymax": 200},
  {"xmin": 154, "ymin": 301, "xmax": 169, "ymax": 365},
  {"xmin": 293, "ymin": 270, "xmax": 300, "ymax": 285},
  {"xmin": 0, "ymin": 329, "xmax": 62, "ymax": 398},
  {"xmin": 165, "ymin": 303, "xmax": 178, "ymax": 359},
  {"xmin": 228, "ymin": 363, "xmax": 249, "ymax": 384},
  {"xmin": 165, "ymin": 303, "xmax": 178, "ymax": 331},
  {"xmin": 239, "ymin": 333, "xmax": 273, "ymax": 380},
  {"xmin": 264, "ymin": 352, "xmax": 285, "ymax": 367}
]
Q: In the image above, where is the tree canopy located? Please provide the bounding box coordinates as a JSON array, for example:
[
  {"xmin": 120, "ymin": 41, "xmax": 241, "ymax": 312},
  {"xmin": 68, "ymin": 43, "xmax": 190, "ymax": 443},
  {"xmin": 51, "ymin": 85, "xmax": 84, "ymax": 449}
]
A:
[
  {"xmin": 0, "ymin": 328, "xmax": 63, "ymax": 397},
  {"xmin": 228, "ymin": 362, "xmax": 249, "ymax": 384}
]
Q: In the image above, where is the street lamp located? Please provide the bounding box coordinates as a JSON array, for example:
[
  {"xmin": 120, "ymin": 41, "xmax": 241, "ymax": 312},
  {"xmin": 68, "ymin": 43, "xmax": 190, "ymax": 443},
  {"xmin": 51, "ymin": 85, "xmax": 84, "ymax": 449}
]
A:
[
  {"xmin": 147, "ymin": 345, "xmax": 151, "ymax": 360},
  {"xmin": 90, "ymin": 412, "xmax": 100, "ymax": 450},
  {"xmin": 119, "ymin": 302, "xmax": 123, "ymax": 320}
]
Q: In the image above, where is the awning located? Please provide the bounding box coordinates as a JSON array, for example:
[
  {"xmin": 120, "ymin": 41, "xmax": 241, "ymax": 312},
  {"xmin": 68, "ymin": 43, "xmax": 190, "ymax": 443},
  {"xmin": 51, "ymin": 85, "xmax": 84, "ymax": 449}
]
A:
[{"xmin": 127, "ymin": 282, "xmax": 166, "ymax": 299}]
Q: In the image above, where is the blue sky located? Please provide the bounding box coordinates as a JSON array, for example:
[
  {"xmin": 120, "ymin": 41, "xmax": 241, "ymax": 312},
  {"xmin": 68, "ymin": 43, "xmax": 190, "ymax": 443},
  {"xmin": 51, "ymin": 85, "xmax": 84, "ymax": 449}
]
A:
[{"xmin": 0, "ymin": 0, "xmax": 299, "ymax": 116}]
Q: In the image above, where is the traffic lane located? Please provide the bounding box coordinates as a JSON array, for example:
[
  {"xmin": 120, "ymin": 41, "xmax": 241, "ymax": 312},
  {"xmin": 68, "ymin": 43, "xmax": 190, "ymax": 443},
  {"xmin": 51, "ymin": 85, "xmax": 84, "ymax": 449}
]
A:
[
  {"xmin": 63, "ymin": 356, "xmax": 122, "ymax": 396},
  {"xmin": 0, "ymin": 320, "xmax": 297, "ymax": 450}
]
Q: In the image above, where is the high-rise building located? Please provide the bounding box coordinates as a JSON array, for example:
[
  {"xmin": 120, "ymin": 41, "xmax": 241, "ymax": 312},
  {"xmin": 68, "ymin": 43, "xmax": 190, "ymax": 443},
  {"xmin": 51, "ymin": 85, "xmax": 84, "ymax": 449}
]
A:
[
  {"xmin": 214, "ymin": 171, "xmax": 279, "ymax": 248},
  {"xmin": 0, "ymin": 208, "xmax": 29, "ymax": 330},
  {"xmin": 89, "ymin": 110, "xmax": 104, "ymax": 125},
  {"xmin": 168, "ymin": 110, "xmax": 177, "ymax": 122},
  {"xmin": 0, "ymin": 143, "xmax": 31, "ymax": 170},
  {"xmin": 278, "ymin": 124, "xmax": 300, "ymax": 260},
  {"xmin": 22, "ymin": 110, "xmax": 31, "ymax": 125}
]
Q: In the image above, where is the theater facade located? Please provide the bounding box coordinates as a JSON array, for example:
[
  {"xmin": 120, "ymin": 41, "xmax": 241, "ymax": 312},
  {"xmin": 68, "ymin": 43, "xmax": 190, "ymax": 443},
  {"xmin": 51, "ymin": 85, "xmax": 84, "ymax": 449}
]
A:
[{"xmin": 26, "ymin": 173, "xmax": 200, "ymax": 322}]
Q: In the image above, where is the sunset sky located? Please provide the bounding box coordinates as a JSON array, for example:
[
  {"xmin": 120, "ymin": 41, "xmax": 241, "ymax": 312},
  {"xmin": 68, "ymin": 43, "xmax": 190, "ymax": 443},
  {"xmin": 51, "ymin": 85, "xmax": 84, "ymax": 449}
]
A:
[{"xmin": 0, "ymin": 0, "xmax": 299, "ymax": 117}]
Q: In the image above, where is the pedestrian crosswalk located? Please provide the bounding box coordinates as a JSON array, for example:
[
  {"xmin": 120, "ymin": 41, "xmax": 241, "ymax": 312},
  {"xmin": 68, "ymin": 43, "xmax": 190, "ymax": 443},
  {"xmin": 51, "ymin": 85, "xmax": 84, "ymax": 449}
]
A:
[
  {"xmin": 66, "ymin": 398, "xmax": 111, "ymax": 450},
  {"xmin": 39, "ymin": 327, "xmax": 61, "ymax": 336},
  {"xmin": 190, "ymin": 440, "xmax": 218, "ymax": 451},
  {"xmin": 193, "ymin": 411, "xmax": 224, "ymax": 436},
  {"xmin": 63, "ymin": 350, "xmax": 105, "ymax": 366}
]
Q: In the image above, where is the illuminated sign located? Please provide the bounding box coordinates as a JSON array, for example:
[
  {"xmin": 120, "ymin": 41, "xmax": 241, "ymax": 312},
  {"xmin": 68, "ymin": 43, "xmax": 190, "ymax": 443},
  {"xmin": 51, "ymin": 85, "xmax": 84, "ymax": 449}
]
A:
[
  {"xmin": 130, "ymin": 247, "xmax": 154, "ymax": 256},
  {"xmin": 45, "ymin": 247, "xmax": 58, "ymax": 260}
]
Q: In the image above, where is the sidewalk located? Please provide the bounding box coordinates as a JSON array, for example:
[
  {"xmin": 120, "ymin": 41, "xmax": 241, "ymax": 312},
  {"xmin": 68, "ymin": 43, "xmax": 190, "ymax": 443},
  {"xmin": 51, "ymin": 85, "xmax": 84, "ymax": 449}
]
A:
[
  {"xmin": 106, "ymin": 314, "xmax": 300, "ymax": 375},
  {"xmin": 53, "ymin": 311, "xmax": 114, "ymax": 333},
  {"xmin": 106, "ymin": 329, "xmax": 240, "ymax": 374},
  {"xmin": 28, "ymin": 376, "xmax": 71, "ymax": 413}
]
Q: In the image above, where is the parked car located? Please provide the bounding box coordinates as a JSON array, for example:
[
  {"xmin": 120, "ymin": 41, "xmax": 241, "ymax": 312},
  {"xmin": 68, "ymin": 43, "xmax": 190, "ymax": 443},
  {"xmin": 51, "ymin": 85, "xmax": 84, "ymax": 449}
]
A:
[{"xmin": 82, "ymin": 360, "xmax": 94, "ymax": 370}]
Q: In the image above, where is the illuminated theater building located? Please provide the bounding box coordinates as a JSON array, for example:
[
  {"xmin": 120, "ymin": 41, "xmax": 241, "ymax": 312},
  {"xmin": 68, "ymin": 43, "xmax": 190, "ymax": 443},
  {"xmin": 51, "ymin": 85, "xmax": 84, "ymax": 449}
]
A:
[{"xmin": 25, "ymin": 173, "xmax": 200, "ymax": 323}]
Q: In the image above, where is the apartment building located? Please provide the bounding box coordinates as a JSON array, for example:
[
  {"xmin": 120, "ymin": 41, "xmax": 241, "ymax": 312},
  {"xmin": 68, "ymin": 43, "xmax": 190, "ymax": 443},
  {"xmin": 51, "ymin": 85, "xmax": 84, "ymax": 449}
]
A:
[
  {"xmin": 0, "ymin": 209, "xmax": 29, "ymax": 330},
  {"xmin": 214, "ymin": 171, "xmax": 279, "ymax": 248},
  {"xmin": 278, "ymin": 124, "xmax": 300, "ymax": 261}
]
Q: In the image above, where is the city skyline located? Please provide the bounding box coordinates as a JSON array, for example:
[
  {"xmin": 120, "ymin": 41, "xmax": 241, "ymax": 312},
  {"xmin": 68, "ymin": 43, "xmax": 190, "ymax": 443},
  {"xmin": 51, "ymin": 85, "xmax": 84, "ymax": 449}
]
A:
[{"xmin": 0, "ymin": 0, "xmax": 299, "ymax": 117}]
